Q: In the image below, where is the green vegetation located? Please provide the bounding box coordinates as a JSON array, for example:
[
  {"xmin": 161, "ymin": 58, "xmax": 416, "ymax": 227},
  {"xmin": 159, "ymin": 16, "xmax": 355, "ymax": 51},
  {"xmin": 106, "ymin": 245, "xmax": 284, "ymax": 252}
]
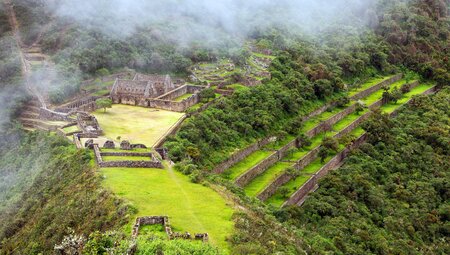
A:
[
  {"xmin": 280, "ymin": 89, "xmax": 450, "ymax": 254},
  {"xmin": 173, "ymin": 93, "xmax": 193, "ymax": 102},
  {"xmin": 224, "ymin": 150, "xmax": 273, "ymax": 180},
  {"xmin": 93, "ymin": 105, "xmax": 184, "ymax": 146},
  {"xmin": 347, "ymin": 75, "xmax": 392, "ymax": 97},
  {"xmin": 100, "ymin": 167, "xmax": 234, "ymax": 251},
  {"xmin": 95, "ymin": 98, "xmax": 113, "ymax": 112},
  {"xmin": 102, "ymin": 156, "xmax": 151, "ymax": 161},
  {"xmin": 62, "ymin": 125, "xmax": 79, "ymax": 134},
  {"xmin": 244, "ymin": 162, "xmax": 291, "ymax": 197},
  {"xmin": 0, "ymin": 132, "xmax": 130, "ymax": 254}
]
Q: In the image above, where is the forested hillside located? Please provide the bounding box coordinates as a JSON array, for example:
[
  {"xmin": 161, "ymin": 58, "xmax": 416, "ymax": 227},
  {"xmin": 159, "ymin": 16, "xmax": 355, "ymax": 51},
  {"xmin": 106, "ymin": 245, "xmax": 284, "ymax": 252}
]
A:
[
  {"xmin": 0, "ymin": 0, "xmax": 448, "ymax": 254},
  {"xmin": 280, "ymin": 89, "xmax": 450, "ymax": 254},
  {"xmin": 166, "ymin": 0, "xmax": 450, "ymax": 170}
]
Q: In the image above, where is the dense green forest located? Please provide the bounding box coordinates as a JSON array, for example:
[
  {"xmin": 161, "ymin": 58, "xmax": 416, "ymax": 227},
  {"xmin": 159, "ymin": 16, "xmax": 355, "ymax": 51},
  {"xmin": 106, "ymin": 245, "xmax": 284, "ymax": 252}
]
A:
[{"xmin": 280, "ymin": 89, "xmax": 450, "ymax": 254}]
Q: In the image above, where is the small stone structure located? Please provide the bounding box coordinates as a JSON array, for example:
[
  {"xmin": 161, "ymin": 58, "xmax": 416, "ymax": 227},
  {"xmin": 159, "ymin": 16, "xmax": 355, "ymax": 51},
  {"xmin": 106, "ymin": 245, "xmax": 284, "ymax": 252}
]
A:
[
  {"xmin": 77, "ymin": 112, "xmax": 103, "ymax": 136},
  {"xmin": 93, "ymin": 144, "xmax": 164, "ymax": 169},
  {"xmin": 132, "ymin": 216, "xmax": 208, "ymax": 242},
  {"xmin": 103, "ymin": 140, "xmax": 115, "ymax": 149},
  {"xmin": 120, "ymin": 140, "xmax": 132, "ymax": 150}
]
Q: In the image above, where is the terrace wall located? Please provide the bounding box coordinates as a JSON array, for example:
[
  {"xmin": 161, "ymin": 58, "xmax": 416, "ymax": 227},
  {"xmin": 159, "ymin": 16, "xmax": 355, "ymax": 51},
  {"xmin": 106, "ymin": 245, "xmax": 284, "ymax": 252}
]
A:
[
  {"xmin": 281, "ymin": 84, "xmax": 437, "ymax": 207},
  {"xmin": 212, "ymin": 137, "xmax": 275, "ymax": 174},
  {"xmin": 350, "ymin": 74, "xmax": 403, "ymax": 100},
  {"xmin": 283, "ymin": 134, "xmax": 368, "ymax": 207},
  {"xmin": 235, "ymin": 151, "xmax": 279, "ymax": 187}
]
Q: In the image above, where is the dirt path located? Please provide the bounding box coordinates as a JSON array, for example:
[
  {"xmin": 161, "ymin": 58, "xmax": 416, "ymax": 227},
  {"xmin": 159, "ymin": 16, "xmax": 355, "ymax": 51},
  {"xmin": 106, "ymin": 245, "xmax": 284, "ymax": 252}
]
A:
[
  {"xmin": 4, "ymin": 0, "xmax": 47, "ymax": 108},
  {"xmin": 166, "ymin": 164, "xmax": 207, "ymax": 231}
]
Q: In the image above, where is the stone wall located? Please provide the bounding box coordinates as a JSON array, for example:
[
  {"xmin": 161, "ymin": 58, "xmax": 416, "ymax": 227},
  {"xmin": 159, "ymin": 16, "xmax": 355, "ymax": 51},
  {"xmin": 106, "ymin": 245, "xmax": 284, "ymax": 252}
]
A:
[
  {"xmin": 153, "ymin": 115, "xmax": 187, "ymax": 148},
  {"xmin": 212, "ymin": 137, "xmax": 275, "ymax": 174},
  {"xmin": 99, "ymin": 160, "xmax": 163, "ymax": 168},
  {"xmin": 131, "ymin": 216, "xmax": 209, "ymax": 243},
  {"xmin": 94, "ymin": 144, "xmax": 163, "ymax": 168},
  {"xmin": 283, "ymin": 134, "xmax": 368, "ymax": 207},
  {"xmin": 211, "ymin": 101, "xmax": 342, "ymax": 175},
  {"xmin": 148, "ymin": 94, "xmax": 200, "ymax": 112},
  {"xmin": 350, "ymin": 74, "xmax": 403, "ymax": 100},
  {"xmin": 156, "ymin": 85, "xmax": 188, "ymax": 100},
  {"xmin": 55, "ymin": 96, "xmax": 102, "ymax": 113},
  {"xmin": 39, "ymin": 107, "xmax": 71, "ymax": 121},
  {"xmin": 235, "ymin": 151, "xmax": 279, "ymax": 187},
  {"xmin": 306, "ymin": 103, "xmax": 357, "ymax": 138}
]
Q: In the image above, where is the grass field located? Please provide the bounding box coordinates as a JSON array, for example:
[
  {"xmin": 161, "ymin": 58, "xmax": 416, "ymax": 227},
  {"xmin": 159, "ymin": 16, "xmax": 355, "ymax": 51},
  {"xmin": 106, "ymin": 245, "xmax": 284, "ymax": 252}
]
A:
[
  {"xmin": 348, "ymin": 76, "xmax": 391, "ymax": 97},
  {"xmin": 62, "ymin": 125, "xmax": 79, "ymax": 133},
  {"xmin": 93, "ymin": 105, "xmax": 184, "ymax": 146},
  {"xmin": 102, "ymin": 156, "xmax": 151, "ymax": 161},
  {"xmin": 224, "ymin": 150, "xmax": 274, "ymax": 180},
  {"xmin": 380, "ymin": 83, "xmax": 434, "ymax": 113},
  {"xmin": 101, "ymin": 167, "xmax": 234, "ymax": 251},
  {"xmin": 244, "ymin": 162, "xmax": 292, "ymax": 197},
  {"xmin": 173, "ymin": 93, "xmax": 193, "ymax": 102}
]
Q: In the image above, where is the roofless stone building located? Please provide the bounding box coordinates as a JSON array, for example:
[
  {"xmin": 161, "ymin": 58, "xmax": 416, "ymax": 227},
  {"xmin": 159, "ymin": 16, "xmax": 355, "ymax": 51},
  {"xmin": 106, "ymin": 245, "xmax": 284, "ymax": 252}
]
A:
[
  {"xmin": 111, "ymin": 73, "xmax": 179, "ymax": 106},
  {"xmin": 110, "ymin": 73, "xmax": 206, "ymax": 112}
]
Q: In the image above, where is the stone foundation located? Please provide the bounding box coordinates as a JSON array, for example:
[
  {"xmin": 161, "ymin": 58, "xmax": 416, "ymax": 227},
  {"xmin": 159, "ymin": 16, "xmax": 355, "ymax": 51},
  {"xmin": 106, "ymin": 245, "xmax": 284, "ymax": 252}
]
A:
[{"xmin": 132, "ymin": 216, "xmax": 208, "ymax": 242}]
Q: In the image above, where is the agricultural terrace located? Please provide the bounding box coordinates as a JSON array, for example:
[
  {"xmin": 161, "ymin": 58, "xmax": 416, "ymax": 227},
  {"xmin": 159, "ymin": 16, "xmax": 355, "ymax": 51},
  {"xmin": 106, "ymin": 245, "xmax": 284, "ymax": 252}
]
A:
[
  {"xmin": 101, "ymin": 167, "xmax": 234, "ymax": 252},
  {"xmin": 92, "ymin": 104, "xmax": 184, "ymax": 146}
]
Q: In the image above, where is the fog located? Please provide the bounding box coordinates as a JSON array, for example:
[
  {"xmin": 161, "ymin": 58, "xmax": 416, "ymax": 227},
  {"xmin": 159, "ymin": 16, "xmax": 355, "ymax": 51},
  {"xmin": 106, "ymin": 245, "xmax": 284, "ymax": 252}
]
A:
[{"xmin": 48, "ymin": 0, "xmax": 377, "ymax": 45}]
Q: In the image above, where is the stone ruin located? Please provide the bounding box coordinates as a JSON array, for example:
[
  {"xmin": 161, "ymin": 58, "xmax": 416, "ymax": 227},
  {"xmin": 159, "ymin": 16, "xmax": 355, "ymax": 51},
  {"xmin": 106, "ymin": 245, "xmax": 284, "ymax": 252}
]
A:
[
  {"xmin": 131, "ymin": 216, "xmax": 209, "ymax": 242},
  {"xmin": 77, "ymin": 112, "xmax": 103, "ymax": 136},
  {"xmin": 110, "ymin": 73, "xmax": 179, "ymax": 106},
  {"xmin": 103, "ymin": 140, "xmax": 115, "ymax": 149},
  {"xmin": 120, "ymin": 140, "xmax": 132, "ymax": 150},
  {"xmin": 110, "ymin": 73, "xmax": 206, "ymax": 112}
]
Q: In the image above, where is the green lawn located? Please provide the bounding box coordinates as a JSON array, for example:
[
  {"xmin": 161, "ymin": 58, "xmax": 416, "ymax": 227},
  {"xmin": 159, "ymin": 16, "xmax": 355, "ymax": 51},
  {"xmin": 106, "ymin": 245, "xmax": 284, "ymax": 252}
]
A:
[
  {"xmin": 173, "ymin": 93, "xmax": 193, "ymax": 102},
  {"xmin": 226, "ymin": 83, "xmax": 248, "ymax": 91},
  {"xmin": 224, "ymin": 150, "xmax": 274, "ymax": 180},
  {"xmin": 91, "ymin": 89, "xmax": 110, "ymax": 96},
  {"xmin": 252, "ymin": 52, "xmax": 276, "ymax": 59},
  {"xmin": 62, "ymin": 125, "xmax": 79, "ymax": 133},
  {"xmin": 102, "ymin": 156, "xmax": 151, "ymax": 161},
  {"xmin": 93, "ymin": 105, "xmax": 184, "ymax": 146},
  {"xmin": 362, "ymin": 79, "xmax": 407, "ymax": 105},
  {"xmin": 332, "ymin": 109, "xmax": 369, "ymax": 132},
  {"xmin": 266, "ymin": 153, "xmax": 337, "ymax": 207},
  {"xmin": 101, "ymin": 167, "xmax": 234, "ymax": 252},
  {"xmin": 101, "ymin": 148, "xmax": 150, "ymax": 153},
  {"xmin": 380, "ymin": 83, "xmax": 434, "ymax": 114},
  {"xmin": 266, "ymin": 175, "xmax": 311, "ymax": 207},
  {"xmin": 348, "ymin": 76, "xmax": 392, "ymax": 97},
  {"xmin": 244, "ymin": 162, "xmax": 292, "ymax": 197},
  {"xmin": 301, "ymin": 106, "xmax": 346, "ymax": 132}
]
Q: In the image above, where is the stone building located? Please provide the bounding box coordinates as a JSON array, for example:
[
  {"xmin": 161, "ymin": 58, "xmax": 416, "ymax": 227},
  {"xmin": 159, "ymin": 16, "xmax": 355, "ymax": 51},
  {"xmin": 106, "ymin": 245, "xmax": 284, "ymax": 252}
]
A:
[{"xmin": 110, "ymin": 74, "xmax": 179, "ymax": 106}]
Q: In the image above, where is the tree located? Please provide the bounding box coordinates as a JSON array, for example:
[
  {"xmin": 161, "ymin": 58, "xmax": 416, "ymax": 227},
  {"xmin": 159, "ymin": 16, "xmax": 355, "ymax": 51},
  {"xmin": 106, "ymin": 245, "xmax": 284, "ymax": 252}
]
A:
[
  {"xmin": 391, "ymin": 87, "xmax": 403, "ymax": 104},
  {"xmin": 279, "ymin": 187, "xmax": 291, "ymax": 198},
  {"xmin": 186, "ymin": 146, "xmax": 201, "ymax": 160},
  {"xmin": 95, "ymin": 98, "xmax": 112, "ymax": 112},
  {"xmin": 355, "ymin": 101, "xmax": 365, "ymax": 115},
  {"xmin": 199, "ymin": 88, "xmax": 216, "ymax": 103}
]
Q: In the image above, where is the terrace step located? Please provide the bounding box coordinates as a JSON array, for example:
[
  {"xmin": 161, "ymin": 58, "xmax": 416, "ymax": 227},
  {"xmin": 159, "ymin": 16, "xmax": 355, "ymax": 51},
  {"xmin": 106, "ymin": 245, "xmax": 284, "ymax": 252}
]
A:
[
  {"xmin": 235, "ymin": 76, "xmax": 407, "ymax": 198},
  {"xmin": 272, "ymin": 82, "xmax": 435, "ymax": 208}
]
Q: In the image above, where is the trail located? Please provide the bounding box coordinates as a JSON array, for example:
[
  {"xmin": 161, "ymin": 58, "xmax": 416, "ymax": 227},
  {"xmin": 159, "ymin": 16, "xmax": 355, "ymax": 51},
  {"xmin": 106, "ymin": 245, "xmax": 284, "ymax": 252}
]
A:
[
  {"xmin": 4, "ymin": 0, "xmax": 47, "ymax": 108},
  {"xmin": 166, "ymin": 163, "xmax": 207, "ymax": 232}
]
